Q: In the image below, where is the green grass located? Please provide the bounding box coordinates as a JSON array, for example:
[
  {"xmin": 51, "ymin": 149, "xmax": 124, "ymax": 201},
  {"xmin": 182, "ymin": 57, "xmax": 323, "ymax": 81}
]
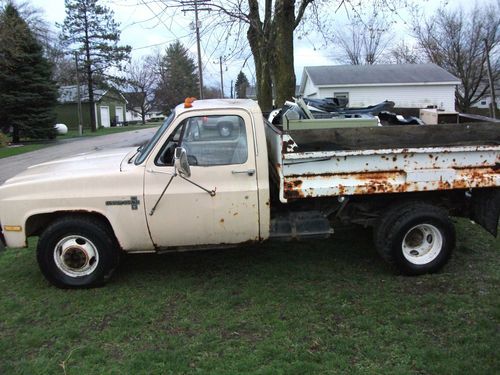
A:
[
  {"xmin": 59, "ymin": 123, "xmax": 161, "ymax": 139},
  {"xmin": 0, "ymin": 143, "xmax": 50, "ymax": 159},
  {"xmin": 0, "ymin": 123, "xmax": 161, "ymax": 159},
  {"xmin": 0, "ymin": 219, "xmax": 498, "ymax": 374}
]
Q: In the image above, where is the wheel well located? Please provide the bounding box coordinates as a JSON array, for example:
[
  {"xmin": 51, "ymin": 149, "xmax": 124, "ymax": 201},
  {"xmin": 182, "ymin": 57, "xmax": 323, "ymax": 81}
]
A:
[
  {"xmin": 339, "ymin": 190, "xmax": 469, "ymax": 227},
  {"xmin": 25, "ymin": 211, "xmax": 116, "ymax": 239}
]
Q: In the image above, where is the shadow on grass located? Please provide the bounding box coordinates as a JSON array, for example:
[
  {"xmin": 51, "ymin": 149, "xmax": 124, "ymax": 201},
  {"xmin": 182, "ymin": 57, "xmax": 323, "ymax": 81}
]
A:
[
  {"xmin": 111, "ymin": 220, "xmax": 499, "ymax": 291},
  {"xmin": 113, "ymin": 226, "xmax": 389, "ymax": 286}
]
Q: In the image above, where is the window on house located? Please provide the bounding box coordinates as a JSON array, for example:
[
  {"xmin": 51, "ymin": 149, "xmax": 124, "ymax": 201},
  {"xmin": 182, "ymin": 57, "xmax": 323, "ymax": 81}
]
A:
[
  {"xmin": 333, "ymin": 92, "xmax": 349, "ymax": 107},
  {"xmin": 481, "ymin": 100, "xmax": 487, "ymax": 105}
]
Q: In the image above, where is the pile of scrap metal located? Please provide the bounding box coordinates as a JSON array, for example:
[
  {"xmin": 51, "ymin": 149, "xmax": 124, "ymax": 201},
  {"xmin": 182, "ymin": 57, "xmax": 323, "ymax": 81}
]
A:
[
  {"xmin": 378, "ymin": 111, "xmax": 424, "ymax": 125},
  {"xmin": 269, "ymin": 98, "xmax": 381, "ymax": 127},
  {"xmin": 270, "ymin": 98, "xmax": 424, "ymax": 127}
]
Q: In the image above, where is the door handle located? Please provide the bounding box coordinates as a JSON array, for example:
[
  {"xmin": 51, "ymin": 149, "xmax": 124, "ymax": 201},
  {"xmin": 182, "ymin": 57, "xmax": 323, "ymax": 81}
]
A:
[{"xmin": 232, "ymin": 169, "xmax": 255, "ymax": 176}]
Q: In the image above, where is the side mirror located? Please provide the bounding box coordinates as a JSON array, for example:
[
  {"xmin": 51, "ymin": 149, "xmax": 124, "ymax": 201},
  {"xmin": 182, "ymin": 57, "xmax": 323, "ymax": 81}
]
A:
[{"xmin": 174, "ymin": 147, "xmax": 191, "ymax": 177}]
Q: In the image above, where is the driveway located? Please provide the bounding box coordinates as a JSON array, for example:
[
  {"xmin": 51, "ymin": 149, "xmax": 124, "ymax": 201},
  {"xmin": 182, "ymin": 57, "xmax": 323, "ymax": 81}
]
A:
[{"xmin": 0, "ymin": 127, "xmax": 157, "ymax": 184}]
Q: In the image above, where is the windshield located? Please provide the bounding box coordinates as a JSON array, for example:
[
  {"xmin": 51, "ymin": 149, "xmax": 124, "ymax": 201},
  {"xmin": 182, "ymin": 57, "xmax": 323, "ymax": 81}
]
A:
[{"xmin": 135, "ymin": 111, "xmax": 175, "ymax": 165}]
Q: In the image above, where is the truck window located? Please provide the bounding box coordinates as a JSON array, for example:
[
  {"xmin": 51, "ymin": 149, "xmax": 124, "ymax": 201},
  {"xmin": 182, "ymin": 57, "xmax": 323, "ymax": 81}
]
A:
[
  {"xmin": 157, "ymin": 115, "xmax": 248, "ymax": 167},
  {"xmin": 135, "ymin": 111, "xmax": 175, "ymax": 165},
  {"xmin": 155, "ymin": 123, "xmax": 185, "ymax": 166}
]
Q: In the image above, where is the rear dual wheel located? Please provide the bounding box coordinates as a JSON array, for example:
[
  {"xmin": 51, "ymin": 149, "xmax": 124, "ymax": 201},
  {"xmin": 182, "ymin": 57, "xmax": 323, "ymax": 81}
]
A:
[{"xmin": 374, "ymin": 202, "xmax": 455, "ymax": 275}]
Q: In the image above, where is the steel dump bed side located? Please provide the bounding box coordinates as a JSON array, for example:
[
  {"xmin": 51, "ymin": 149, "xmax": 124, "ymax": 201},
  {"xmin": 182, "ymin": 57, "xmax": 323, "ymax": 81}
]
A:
[{"xmin": 265, "ymin": 122, "xmax": 500, "ymax": 203}]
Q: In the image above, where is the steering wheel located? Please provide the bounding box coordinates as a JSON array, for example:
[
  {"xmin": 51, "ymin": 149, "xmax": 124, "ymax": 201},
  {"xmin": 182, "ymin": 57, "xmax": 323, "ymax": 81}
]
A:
[{"xmin": 160, "ymin": 142, "xmax": 177, "ymax": 165}]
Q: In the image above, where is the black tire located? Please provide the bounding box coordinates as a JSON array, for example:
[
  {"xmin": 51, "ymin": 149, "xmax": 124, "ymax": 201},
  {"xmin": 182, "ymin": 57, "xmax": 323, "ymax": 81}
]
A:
[
  {"xmin": 36, "ymin": 216, "xmax": 120, "ymax": 288},
  {"xmin": 373, "ymin": 202, "xmax": 455, "ymax": 275}
]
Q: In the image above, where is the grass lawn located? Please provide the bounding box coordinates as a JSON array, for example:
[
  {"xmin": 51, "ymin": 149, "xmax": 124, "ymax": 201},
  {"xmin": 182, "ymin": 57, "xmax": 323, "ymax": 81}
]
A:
[
  {"xmin": 0, "ymin": 123, "xmax": 161, "ymax": 159},
  {"xmin": 0, "ymin": 143, "xmax": 50, "ymax": 159},
  {"xmin": 59, "ymin": 123, "xmax": 161, "ymax": 139},
  {"xmin": 0, "ymin": 219, "xmax": 498, "ymax": 374}
]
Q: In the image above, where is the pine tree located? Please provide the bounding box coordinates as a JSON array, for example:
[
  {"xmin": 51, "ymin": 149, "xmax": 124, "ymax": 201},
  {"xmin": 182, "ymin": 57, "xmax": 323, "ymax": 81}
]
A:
[
  {"xmin": 60, "ymin": 0, "xmax": 130, "ymax": 132},
  {"xmin": 235, "ymin": 71, "xmax": 249, "ymax": 99},
  {"xmin": 155, "ymin": 41, "xmax": 199, "ymax": 112},
  {"xmin": 0, "ymin": 3, "xmax": 58, "ymax": 143}
]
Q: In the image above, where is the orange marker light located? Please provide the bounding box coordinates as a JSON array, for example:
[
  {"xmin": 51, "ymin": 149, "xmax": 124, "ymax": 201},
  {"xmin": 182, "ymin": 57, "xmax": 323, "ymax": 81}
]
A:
[
  {"xmin": 184, "ymin": 97, "xmax": 197, "ymax": 108},
  {"xmin": 4, "ymin": 225, "xmax": 22, "ymax": 232}
]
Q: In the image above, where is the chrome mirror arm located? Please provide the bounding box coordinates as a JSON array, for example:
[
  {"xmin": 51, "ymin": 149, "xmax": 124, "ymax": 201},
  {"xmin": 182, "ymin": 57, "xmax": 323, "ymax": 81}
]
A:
[
  {"xmin": 178, "ymin": 174, "xmax": 216, "ymax": 197},
  {"xmin": 149, "ymin": 168, "xmax": 216, "ymax": 216},
  {"xmin": 149, "ymin": 173, "xmax": 176, "ymax": 216}
]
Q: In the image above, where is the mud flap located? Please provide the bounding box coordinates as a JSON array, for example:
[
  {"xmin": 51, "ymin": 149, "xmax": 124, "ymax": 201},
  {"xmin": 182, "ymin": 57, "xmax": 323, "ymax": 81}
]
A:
[
  {"xmin": 0, "ymin": 230, "xmax": 5, "ymax": 251},
  {"xmin": 471, "ymin": 188, "xmax": 500, "ymax": 237}
]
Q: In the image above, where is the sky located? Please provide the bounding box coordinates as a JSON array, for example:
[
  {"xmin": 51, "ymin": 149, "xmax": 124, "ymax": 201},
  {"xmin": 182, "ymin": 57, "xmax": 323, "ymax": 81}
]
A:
[{"xmin": 27, "ymin": 0, "xmax": 479, "ymax": 94}]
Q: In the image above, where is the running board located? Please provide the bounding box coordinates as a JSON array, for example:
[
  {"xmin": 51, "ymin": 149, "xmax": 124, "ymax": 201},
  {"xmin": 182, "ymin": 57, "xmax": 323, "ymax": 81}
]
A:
[{"xmin": 270, "ymin": 211, "xmax": 333, "ymax": 241}]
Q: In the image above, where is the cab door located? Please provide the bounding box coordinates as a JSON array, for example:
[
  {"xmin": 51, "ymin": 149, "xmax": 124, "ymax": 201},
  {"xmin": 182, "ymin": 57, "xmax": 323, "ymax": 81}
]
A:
[{"xmin": 144, "ymin": 111, "xmax": 260, "ymax": 248}]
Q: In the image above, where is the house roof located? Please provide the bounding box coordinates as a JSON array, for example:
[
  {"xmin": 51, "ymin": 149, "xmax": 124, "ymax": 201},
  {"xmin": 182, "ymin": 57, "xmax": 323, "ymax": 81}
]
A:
[
  {"xmin": 58, "ymin": 85, "xmax": 127, "ymax": 104},
  {"xmin": 302, "ymin": 64, "xmax": 460, "ymax": 88}
]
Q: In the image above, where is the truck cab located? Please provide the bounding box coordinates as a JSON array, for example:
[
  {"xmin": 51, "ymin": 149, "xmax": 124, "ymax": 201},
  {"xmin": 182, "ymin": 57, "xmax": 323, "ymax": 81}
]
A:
[{"xmin": 137, "ymin": 99, "xmax": 270, "ymax": 248}]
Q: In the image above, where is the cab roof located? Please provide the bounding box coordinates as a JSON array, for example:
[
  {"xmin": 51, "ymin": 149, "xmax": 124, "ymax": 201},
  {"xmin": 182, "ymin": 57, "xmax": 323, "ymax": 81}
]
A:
[{"xmin": 174, "ymin": 98, "xmax": 261, "ymax": 116}]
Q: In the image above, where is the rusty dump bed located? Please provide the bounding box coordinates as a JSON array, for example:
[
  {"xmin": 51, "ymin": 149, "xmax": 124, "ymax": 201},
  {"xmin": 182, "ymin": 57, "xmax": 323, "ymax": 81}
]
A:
[{"xmin": 265, "ymin": 122, "xmax": 500, "ymax": 203}]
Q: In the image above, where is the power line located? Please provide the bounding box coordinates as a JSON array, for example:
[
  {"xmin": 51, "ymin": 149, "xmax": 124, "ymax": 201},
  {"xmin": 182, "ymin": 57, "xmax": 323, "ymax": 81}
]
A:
[
  {"xmin": 140, "ymin": 0, "xmax": 182, "ymax": 40},
  {"xmin": 131, "ymin": 32, "xmax": 193, "ymax": 50},
  {"xmin": 179, "ymin": 0, "xmax": 212, "ymax": 98}
]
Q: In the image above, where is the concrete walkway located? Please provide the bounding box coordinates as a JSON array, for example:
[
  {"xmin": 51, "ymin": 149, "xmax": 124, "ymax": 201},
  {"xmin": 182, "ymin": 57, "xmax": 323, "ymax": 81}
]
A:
[{"xmin": 0, "ymin": 127, "xmax": 157, "ymax": 184}]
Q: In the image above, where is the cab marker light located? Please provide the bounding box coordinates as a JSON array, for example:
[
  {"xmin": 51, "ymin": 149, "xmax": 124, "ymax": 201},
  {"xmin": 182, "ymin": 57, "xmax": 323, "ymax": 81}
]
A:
[
  {"xmin": 4, "ymin": 225, "xmax": 22, "ymax": 232},
  {"xmin": 184, "ymin": 97, "xmax": 197, "ymax": 108}
]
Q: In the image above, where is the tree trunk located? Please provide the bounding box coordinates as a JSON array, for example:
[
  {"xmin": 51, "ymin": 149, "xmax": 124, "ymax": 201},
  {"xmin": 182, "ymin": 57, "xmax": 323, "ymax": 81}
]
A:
[
  {"xmin": 247, "ymin": 21, "xmax": 273, "ymax": 112},
  {"xmin": 83, "ymin": 9, "xmax": 96, "ymax": 132},
  {"xmin": 12, "ymin": 125, "xmax": 19, "ymax": 144},
  {"xmin": 86, "ymin": 68, "xmax": 96, "ymax": 132},
  {"xmin": 273, "ymin": 0, "xmax": 296, "ymax": 108},
  {"xmin": 254, "ymin": 52, "xmax": 273, "ymax": 112}
]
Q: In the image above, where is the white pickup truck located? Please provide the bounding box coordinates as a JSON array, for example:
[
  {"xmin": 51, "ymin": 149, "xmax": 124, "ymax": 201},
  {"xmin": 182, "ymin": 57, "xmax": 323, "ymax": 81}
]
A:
[{"xmin": 0, "ymin": 99, "xmax": 499, "ymax": 288}]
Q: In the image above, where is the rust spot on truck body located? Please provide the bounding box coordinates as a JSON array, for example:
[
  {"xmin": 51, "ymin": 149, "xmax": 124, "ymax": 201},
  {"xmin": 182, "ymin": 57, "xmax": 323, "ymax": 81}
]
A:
[
  {"xmin": 284, "ymin": 179, "xmax": 304, "ymax": 199},
  {"xmin": 283, "ymin": 167, "xmax": 499, "ymax": 199}
]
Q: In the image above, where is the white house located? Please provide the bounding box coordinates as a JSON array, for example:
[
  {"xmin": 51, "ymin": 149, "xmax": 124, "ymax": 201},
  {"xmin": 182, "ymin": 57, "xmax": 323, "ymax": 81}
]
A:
[
  {"xmin": 299, "ymin": 64, "xmax": 460, "ymax": 112},
  {"xmin": 472, "ymin": 88, "xmax": 500, "ymax": 110}
]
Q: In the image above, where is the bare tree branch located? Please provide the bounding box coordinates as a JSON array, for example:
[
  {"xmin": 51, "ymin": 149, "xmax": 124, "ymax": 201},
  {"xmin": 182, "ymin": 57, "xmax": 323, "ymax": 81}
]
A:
[{"xmin": 413, "ymin": 3, "xmax": 500, "ymax": 111}]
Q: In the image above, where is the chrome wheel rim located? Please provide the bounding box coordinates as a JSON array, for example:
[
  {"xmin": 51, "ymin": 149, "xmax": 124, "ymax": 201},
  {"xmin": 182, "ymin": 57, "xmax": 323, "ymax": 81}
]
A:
[
  {"xmin": 53, "ymin": 235, "xmax": 99, "ymax": 277},
  {"xmin": 402, "ymin": 224, "xmax": 443, "ymax": 265}
]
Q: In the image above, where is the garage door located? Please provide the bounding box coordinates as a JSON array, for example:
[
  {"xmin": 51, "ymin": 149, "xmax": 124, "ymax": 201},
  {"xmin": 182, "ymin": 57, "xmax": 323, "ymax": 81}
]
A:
[
  {"xmin": 100, "ymin": 106, "xmax": 110, "ymax": 128},
  {"xmin": 115, "ymin": 106, "xmax": 124, "ymax": 123}
]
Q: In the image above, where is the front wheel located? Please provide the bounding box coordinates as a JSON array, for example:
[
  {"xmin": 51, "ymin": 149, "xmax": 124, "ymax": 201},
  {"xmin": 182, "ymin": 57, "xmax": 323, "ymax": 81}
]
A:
[
  {"xmin": 37, "ymin": 216, "xmax": 120, "ymax": 288},
  {"xmin": 374, "ymin": 202, "xmax": 455, "ymax": 275}
]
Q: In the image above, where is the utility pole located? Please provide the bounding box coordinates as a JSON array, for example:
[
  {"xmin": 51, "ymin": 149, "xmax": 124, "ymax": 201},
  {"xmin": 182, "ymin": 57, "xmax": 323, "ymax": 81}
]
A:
[
  {"xmin": 230, "ymin": 80, "xmax": 234, "ymax": 99},
  {"xmin": 74, "ymin": 52, "xmax": 83, "ymax": 136},
  {"xmin": 484, "ymin": 38, "xmax": 497, "ymax": 119},
  {"xmin": 219, "ymin": 56, "xmax": 224, "ymax": 98},
  {"xmin": 182, "ymin": 0, "xmax": 212, "ymax": 99}
]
